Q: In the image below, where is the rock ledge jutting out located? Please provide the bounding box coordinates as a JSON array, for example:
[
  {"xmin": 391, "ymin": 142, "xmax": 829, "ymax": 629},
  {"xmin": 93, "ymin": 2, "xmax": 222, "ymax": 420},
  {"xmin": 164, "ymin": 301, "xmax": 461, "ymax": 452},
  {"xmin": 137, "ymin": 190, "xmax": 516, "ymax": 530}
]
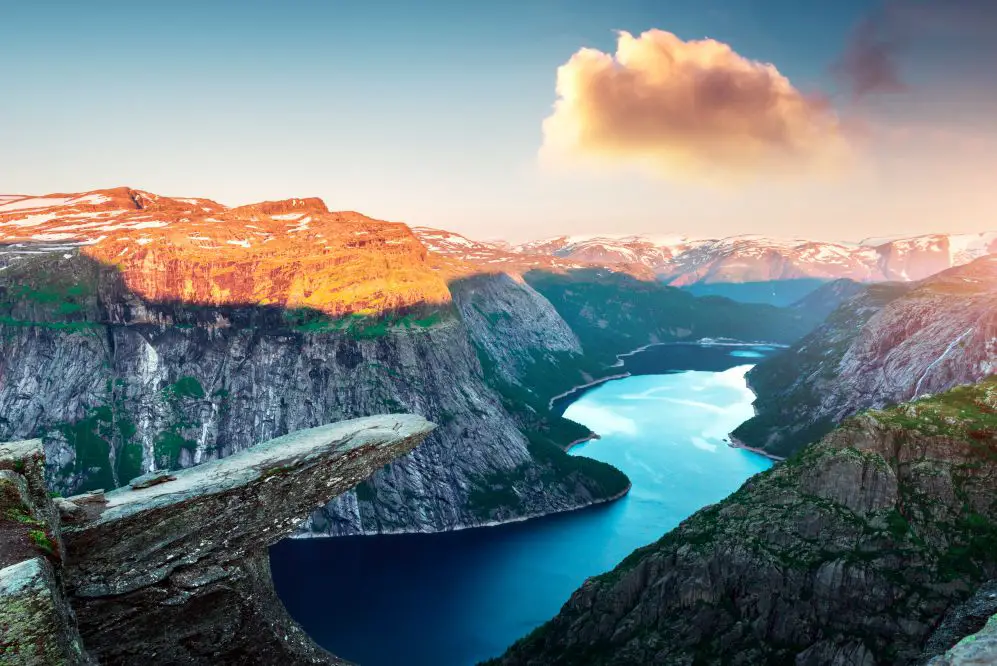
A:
[{"xmin": 2, "ymin": 414, "xmax": 434, "ymax": 665}]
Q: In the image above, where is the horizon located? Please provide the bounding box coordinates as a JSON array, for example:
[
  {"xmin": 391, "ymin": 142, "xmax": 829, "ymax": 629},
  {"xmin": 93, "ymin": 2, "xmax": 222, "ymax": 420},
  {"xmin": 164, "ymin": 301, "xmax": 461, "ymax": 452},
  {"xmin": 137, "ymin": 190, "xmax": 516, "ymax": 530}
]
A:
[
  {"xmin": 3, "ymin": 184, "xmax": 995, "ymax": 249},
  {"xmin": 3, "ymin": 1, "xmax": 996, "ymax": 243}
]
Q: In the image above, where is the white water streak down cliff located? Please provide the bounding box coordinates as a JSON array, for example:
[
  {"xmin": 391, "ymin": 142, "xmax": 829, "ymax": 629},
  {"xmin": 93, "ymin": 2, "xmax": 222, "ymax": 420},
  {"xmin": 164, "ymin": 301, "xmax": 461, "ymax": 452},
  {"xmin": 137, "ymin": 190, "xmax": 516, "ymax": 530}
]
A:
[{"xmin": 914, "ymin": 327, "xmax": 974, "ymax": 399}]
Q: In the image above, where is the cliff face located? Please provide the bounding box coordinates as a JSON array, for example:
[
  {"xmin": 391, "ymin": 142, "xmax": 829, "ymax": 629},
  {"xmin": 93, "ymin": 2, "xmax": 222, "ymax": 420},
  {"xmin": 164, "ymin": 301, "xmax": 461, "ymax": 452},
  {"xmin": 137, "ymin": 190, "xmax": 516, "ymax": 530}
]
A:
[
  {"xmin": 0, "ymin": 191, "xmax": 825, "ymax": 537},
  {"xmin": 734, "ymin": 256, "xmax": 997, "ymax": 458},
  {"xmin": 0, "ymin": 251, "xmax": 629, "ymax": 536},
  {"xmin": 492, "ymin": 380, "xmax": 997, "ymax": 666}
]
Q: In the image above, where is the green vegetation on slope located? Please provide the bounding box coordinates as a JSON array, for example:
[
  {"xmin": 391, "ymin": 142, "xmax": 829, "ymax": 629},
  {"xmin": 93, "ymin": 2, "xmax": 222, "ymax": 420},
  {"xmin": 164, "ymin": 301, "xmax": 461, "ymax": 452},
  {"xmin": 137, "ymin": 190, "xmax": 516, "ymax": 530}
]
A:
[
  {"xmin": 0, "ymin": 253, "xmax": 103, "ymax": 327},
  {"xmin": 523, "ymin": 269, "xmax": 823, "ymax": 366},
  {"xmin": 282, "ymin": 305, "xmax": 455, "ymax": 337},
  {"xmin": 868, "ymin": 376, "xmax": 997, "ymax": 442}
]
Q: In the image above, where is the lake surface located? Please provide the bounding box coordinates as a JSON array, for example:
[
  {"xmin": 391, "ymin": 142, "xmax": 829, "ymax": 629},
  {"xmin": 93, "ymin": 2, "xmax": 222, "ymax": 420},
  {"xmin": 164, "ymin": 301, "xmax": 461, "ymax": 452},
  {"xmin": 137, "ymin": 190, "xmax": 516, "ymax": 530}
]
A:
[{"xmin": 270, "ymin": 343, "xmax": 777, "ymax": 666}]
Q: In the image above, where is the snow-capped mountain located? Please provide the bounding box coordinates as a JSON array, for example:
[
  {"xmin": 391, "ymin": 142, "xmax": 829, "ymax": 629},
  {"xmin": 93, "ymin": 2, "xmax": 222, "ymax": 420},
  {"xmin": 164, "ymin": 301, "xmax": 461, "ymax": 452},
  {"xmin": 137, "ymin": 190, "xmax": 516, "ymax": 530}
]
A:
[
  {"xmin": 5, "ymin": 188, "xmax": 992, "ymax": 291},
  {"xmin": 0, "ymin": 187, "xmax": 452, "ymax": 315},
  {"xmin": 499, "ymin": 232, "xmax": 997, "ymax": 286},
  {"xmin": 410, "ymin": 227, "xmax": 655, "ymax": 277}
]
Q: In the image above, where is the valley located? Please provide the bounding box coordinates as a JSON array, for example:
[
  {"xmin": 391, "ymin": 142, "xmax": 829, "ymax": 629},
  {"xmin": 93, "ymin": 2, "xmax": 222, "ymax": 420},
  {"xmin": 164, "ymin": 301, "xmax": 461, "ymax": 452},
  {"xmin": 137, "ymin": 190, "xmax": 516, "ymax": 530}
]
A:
[
  {"xmin": 270, "ymin": 343, "xmax": 776, "ymax": 666},
  {"xmin": 2, "ymin": 187, "xmax": 995, "ymax": 665}
]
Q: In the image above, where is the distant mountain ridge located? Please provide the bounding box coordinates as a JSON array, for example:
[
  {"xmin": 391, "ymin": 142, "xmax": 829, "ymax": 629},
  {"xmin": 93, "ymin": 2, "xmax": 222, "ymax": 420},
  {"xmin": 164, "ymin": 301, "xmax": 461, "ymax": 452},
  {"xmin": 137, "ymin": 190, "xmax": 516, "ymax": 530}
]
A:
[
  {"xmin": 415, "ymin": 228, "xmax": 997, "ymax": 287},
  {"xmin": 4, "ymin": 188, "xmax": 991, "ymax": 293}
]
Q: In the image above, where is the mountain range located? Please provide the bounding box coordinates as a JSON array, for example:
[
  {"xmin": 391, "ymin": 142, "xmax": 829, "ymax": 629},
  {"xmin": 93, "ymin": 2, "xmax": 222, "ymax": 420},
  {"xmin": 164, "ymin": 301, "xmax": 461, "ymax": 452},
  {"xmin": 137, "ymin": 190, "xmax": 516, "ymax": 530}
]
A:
[
  {"xmin": 2, "ymin": 186, "xmax": 996, "ymax": 664},
  {"xmin": 5, "ymin": 187, "xmax": 994, "ymax": 296},
  {"xmin": 413, "ymin": 227, "xmax": 997, "ymax": 288}
]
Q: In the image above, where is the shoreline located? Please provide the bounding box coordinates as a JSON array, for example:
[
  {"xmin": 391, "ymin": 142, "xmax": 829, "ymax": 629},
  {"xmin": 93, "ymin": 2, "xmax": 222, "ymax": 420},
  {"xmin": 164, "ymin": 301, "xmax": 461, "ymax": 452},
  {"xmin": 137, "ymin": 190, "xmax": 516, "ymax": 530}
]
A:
[
  {"xmin": 610, "ymin": 338, "xmax": 789, "ymax": 368},
  {"xmin": 547, "ymin": 372, "xmax": 631, "ymax": 410},
  {"xmin": 290, "ymin": 481, "xmax": 633, "ymax": 539},
  {"xmin": 563, "ymin": 432, "xmax": 601, "ymax": 452},
  {"xmin": 726, "ymin": 436, "xmax": 786, "ymax": 462},
  {"xmin": 549, "ymin": 338, "xmax": 786, "ymax": 411},
  {"xmin": 296, "ymin": 339, "xmax": 781, "ymax": 541}
]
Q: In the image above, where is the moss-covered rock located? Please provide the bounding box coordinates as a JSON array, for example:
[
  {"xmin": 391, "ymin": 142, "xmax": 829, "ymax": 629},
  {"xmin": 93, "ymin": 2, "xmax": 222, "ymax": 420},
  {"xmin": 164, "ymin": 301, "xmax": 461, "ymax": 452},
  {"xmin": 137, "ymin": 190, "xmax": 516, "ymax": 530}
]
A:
[{"xmin": 0, "ymin": 558, "xmax": 91, "ymax": 665}]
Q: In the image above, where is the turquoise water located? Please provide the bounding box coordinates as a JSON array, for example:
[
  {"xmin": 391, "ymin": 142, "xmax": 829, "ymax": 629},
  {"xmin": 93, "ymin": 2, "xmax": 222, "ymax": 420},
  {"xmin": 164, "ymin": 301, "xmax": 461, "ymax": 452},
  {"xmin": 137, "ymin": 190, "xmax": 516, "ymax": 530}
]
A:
[{"xmin": 271, "ymin": 346, "xmax": 775, "ymax": 666}]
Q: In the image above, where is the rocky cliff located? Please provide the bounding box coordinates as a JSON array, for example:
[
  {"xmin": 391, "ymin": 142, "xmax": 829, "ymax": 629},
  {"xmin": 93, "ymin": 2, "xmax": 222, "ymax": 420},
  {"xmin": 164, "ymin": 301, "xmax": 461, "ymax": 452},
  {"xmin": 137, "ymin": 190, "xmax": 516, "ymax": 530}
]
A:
[
  {"xmin": 0, "ymin": 187, "xmax": 837, "ymax": 539},
  {"xmin": 734, "ymin": 256, "xmax": 997, "ymax": 458},
  {"xmin": 922, "ymin": 581, "xmax": 997, "ymax": 664},
  {"xmin": 2, "ymin": 414, "xmax": 434, "ymax": 665},
  {"xmin": 0, "ymin": 249, "xmax": 632, "ymax": 536},
  {"xmin": 491, "ymin": 380, "xmax": 997, "ymax": 665}
]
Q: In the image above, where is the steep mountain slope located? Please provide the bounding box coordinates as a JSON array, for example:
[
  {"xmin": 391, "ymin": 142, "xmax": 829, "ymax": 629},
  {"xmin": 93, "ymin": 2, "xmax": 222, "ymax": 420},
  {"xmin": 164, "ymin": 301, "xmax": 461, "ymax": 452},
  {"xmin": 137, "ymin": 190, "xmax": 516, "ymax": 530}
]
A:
[
  {"xmin": 0, "ymin": 187, "xmax": 852, "ymax": 537},
  {"xmin": 734, "ymin": 257, "xmax": 997, "ymax": 458},
  {"xmin": 0, "ymin": 189, "xmax": 637, "ymax": 536},
  {"xmin": 491, "ymin": 380, "xmax": 997, "ymax": 666},
  {"xmin": 0, "ymin": 248, "xmax": 633, "ymax": 536},
  {"xmin": 522, "ymin": 269, "xmax": 822, "ymax": 363}
]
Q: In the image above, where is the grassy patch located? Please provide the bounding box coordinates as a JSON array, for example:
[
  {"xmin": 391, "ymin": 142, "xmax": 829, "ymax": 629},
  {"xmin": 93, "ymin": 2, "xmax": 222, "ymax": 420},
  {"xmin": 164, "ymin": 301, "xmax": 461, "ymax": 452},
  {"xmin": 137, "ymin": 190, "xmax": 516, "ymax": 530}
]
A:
[
  {"xmin": 866, "ymin": 377, "xmax": 997, "ymax": 444},
  {"xmin": 28, "ymin": 529, "xmax": 55, "ymax": 557},
  {"xmin": 153, "ymin": 428, "xmax": 197, "ymax": 470},
  {"xmin": 163, "ymin": 376, "xmax": 206, "ymax": 400},
  {"xmin": 282, "ymin": 306, "xmax": 453, "ymax": 337},
  {"xmin": 58, "ymin": 406, "xmax": 117, "ymax": 493}
]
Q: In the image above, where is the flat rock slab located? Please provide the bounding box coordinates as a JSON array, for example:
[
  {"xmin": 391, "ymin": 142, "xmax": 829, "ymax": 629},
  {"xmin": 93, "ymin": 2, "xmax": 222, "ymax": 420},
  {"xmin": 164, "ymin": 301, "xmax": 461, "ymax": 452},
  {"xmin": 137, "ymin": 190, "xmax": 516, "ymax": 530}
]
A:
[{"xmin": 61, "ymin": 413, "xmax": 434, "ymax": 664}]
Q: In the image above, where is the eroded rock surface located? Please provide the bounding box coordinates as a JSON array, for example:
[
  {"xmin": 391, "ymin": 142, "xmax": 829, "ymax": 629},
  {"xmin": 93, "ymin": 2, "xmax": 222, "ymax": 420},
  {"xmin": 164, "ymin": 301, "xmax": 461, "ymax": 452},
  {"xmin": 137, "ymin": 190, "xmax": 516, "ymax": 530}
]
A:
[
  {"xmin": 1, "ymin": 439, "xmax": 92, "ymax": 665},
  {"xmin": 60, "ymin": 414, "xmax": 434, "ymax": 664},
  {"xmin": 735, "ymin": 256, "xmax": 997, "ymax": 457}
]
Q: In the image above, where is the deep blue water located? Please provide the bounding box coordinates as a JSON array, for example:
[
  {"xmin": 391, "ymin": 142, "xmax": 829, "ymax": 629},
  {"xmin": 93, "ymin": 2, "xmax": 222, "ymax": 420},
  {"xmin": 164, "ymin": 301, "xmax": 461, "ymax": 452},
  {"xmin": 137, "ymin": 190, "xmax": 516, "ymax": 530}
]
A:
[{"xmin": 270, "ymin": 344, "xmax": 776, "ymax": 666}]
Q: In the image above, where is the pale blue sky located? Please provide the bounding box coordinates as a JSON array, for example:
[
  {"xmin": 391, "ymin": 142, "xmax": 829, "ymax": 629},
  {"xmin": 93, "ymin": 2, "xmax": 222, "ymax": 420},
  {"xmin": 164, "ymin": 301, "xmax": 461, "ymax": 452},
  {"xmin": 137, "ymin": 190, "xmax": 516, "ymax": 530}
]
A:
[{"xmin": 2, "ymin": 1, "xmax": 994, "ymax": 241}]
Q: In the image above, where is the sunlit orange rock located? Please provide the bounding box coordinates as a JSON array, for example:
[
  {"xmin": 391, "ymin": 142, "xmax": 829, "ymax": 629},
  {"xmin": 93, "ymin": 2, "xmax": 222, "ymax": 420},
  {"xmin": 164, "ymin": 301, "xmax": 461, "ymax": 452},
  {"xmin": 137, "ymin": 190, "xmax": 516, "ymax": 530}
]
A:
[{"xmin": 0, "ymin": 188, "xmax": 452, "ymax": 316}]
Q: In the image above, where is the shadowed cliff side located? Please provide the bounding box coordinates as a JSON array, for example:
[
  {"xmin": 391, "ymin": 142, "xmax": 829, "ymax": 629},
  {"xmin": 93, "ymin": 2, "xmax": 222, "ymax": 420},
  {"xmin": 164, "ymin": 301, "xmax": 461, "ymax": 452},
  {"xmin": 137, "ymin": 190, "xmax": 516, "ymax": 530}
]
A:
[
  {"xmin": 734, "ymin": 256, "xmax": 997, "ymax": 458},
  {"xmin": 0, "ymin": 247, "xmax": 629, "ymax": 536},
  {"xmin": 1, "ymin": 439, "xmax": 94, "ymax": 665}
]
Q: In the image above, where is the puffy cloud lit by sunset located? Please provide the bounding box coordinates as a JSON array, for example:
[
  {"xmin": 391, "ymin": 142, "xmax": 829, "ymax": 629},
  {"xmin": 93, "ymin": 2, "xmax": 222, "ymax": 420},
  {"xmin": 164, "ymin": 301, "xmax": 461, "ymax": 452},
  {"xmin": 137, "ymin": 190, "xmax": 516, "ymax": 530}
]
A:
[{"xmin": 540, "ymin": 29, "xmax": 851, "ymax": 182}]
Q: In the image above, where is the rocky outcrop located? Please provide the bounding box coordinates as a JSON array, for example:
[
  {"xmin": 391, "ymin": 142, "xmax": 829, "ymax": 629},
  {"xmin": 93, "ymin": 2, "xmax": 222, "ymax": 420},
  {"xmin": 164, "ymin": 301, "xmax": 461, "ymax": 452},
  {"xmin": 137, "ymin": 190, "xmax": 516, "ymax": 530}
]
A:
[
  {"xmin": 3, "ymin": 414, "xmax": 434, "ymax": 665},
  {"xmin": 1, "ymin": 439, "xmax": 93, "ymax": 665},
  {"xmin": 734, "ymin": 256, "xmax": 997, "ymax": 457},
  {"xmin": 491, "ymin": 380, "xmax": 997, "ymax": 665},
  {"xmin": 63, "ymin": 414, "xmax": 434, "ymax": 664},
  {"xmin": 0, "ymin": 558, "xmax": 93, "ymax": 666}
]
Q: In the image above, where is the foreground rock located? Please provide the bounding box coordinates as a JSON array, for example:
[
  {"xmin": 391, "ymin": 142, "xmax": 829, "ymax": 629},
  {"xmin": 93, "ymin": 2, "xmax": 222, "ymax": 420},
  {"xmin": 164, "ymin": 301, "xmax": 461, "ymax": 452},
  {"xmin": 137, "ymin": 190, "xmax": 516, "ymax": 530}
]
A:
[
  {"xmin": 3, "ymin": 415, "xmax": 433, "ymax": 665},
  {"xmin": 491, "ymin": 381, "xmax": 997, "ymax": 665},
  {"xmin": 927, "ymin": 613, "xmax": 997, "ymax": 665},
  {"xmin": 1, "ymin": 439, "xmax": 93, "ymax": 665}
]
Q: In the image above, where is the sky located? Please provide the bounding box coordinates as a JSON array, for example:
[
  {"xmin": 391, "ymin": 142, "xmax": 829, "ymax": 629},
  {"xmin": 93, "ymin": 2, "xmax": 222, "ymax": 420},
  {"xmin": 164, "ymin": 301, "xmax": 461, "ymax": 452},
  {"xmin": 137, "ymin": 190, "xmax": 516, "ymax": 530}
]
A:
[{"xmin": 2, "ymin": 0, "xmax": 995, "ymax": 243}]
